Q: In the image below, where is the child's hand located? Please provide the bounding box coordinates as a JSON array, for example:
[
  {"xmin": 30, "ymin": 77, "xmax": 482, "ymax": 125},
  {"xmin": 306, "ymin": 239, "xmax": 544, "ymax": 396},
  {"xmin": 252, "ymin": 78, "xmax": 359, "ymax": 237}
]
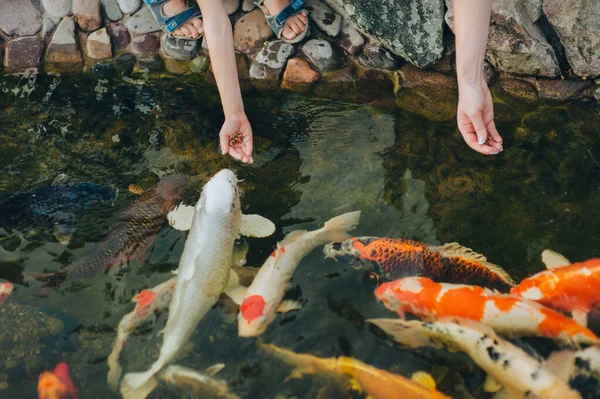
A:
[{"xmin": 219, "ymin": 113, "xmax": 254, "ymax": 164}]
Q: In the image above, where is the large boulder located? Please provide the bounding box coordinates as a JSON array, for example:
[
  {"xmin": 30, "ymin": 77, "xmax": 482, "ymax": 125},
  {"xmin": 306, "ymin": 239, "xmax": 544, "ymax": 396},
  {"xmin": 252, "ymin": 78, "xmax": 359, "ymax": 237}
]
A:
[
  {"xmin": 324, "ymin": 0, "xmax": 444, "ymax": 68},
  {"xmin": 45, "ymin": 16, "xmax": 84, "ymax": 74},
  {"xmin": 0, "ymin": 0, "xmax": 42, "ymax": 36},
  {"xmin": 446, "ymin": 0, "xmax": 560, "ymax": 77},
  {"xmin": 543, "ymin": 0, "xmax": 600, "ymax": 77}
]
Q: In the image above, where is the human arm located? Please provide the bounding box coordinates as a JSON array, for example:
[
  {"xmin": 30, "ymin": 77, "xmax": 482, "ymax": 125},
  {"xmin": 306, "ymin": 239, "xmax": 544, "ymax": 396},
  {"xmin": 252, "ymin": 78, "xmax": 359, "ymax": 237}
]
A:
[
  {"xmin": 196, "ymin": 0, "xmax": 253, "ymax": 163},
  {"xmin": 454, "ymin": 0, "xmax": 503, "ymax": 155}
]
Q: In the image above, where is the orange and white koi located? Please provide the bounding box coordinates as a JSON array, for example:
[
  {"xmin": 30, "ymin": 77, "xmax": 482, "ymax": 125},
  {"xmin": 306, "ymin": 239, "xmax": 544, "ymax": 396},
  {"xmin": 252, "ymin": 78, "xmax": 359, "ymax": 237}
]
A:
[
  {"xmin": 261, "ymin": 343, "xmax": 450, "ymax": 399},
  {"xmin": 375, "ymin": 277, "xmax": 599, "ymax": 346},
  {"xmin": 369, "ymin": 317, "xmax": 581, "ymax": 399},
  {"xmin": 38, "ymin": 363, "xmax": 78, "ymax": 399},
  {"xmin": 237, "ymin": 211, "xmax": 361, "ymax": 337},
  {"xmin": 0, "ymin": 282, "xmax": 13, "ymax": 305},
  {"xmin": 511, "ymin": 250, "xmax": 600, "ymax": 327},
  {"xmin": 323, "ymin": 237, "xmax": 515, "ymax": 289}
]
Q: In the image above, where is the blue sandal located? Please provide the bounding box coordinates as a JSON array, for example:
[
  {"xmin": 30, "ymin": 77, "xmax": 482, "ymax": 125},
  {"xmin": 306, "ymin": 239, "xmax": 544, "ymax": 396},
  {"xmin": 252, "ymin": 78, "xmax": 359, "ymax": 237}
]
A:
[
  {"xmin": 254, "ymin": 0, "xmax": 310, "ymax": 44},
  {"xmin": 143, "ymin": 0, "xmax": 203, "ymax": 40}
]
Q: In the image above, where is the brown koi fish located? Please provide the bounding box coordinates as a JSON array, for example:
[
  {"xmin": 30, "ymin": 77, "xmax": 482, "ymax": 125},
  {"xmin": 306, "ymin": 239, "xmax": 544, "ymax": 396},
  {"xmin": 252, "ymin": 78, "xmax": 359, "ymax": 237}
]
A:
[{"xmin": 324, "ymin": 237, "xmax": 515, "ymax": 289}]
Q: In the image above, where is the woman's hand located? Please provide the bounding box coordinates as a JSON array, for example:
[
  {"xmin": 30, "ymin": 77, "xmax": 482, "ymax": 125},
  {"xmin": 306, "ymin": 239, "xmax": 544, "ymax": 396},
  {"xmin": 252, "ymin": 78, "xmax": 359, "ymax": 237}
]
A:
[
  {"xmin": 457, "ymin": 79, "xmax": 503, "ymax": 155},
  {"xmin": 219, "ymin": 113, "xmax": 254, "ymax": 164}
]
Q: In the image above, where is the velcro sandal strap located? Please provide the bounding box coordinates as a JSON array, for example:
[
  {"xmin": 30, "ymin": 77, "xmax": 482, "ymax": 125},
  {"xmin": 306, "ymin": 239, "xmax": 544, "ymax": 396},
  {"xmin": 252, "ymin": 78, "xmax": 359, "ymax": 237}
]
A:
[
  {"xmin": 144, "ymin": 0, "xmax": 168, "ymax": 5},
  {"xmin": 164, "ymin": 6, "xmax": 202, "ymax": 33},
  {"xmin": 274, "ymin": 0, "xmax": 304, "ymax": 26}
]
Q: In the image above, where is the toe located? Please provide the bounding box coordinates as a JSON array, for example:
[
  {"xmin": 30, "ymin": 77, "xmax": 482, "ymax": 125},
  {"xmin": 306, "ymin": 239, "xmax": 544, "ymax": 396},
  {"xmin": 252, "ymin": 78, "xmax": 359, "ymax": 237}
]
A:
[
  {"xmin": 282, "ymin": 25, "xmax": 295, "ymax": 40},
  {"xmin": 191, "ymin": 18, "xmax": 204, "ymax": 35},
  {"xmin": 179, "ymin": 25, "xmax": 192, "ymax": 38},
  {"xmin": 188, "ymin": 25, "xmax": 199, "ymax": 39}
]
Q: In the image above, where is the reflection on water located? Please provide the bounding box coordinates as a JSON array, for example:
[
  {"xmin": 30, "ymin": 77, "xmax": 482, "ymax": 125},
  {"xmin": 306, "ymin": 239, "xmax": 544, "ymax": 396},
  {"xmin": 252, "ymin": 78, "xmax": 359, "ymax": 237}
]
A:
[{"xmin": 0, "ymin": 74, "xmax": 599, "ymax": 398}]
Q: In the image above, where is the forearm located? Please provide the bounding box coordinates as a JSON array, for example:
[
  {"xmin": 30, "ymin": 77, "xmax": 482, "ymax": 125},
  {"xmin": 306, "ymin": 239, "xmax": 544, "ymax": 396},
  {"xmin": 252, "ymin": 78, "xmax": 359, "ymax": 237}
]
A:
[
  {"xmin": 197, "ymin": 0, "xmax": 244, "ymax": 118},
  {"xmin": 454, "ymin": 0, "xmax": 492, "ymax": 85}
]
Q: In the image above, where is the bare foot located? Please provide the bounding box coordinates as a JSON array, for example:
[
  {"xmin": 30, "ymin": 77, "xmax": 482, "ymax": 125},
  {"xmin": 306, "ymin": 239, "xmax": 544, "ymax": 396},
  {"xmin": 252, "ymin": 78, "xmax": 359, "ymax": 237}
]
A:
[
  {"xmin": 162, "ymin": 0, "xmax": 204, "ymax": 39},
  {"xmin": 262, "ymin": 0, "xmax": 308, "ymax": 41}
]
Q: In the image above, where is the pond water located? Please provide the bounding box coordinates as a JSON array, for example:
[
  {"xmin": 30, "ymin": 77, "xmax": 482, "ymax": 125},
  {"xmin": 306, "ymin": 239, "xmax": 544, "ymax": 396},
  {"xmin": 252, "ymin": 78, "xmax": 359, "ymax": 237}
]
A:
[{"xmin": 0, "ymin": 73, "xmax": 599, "ymax": 399}]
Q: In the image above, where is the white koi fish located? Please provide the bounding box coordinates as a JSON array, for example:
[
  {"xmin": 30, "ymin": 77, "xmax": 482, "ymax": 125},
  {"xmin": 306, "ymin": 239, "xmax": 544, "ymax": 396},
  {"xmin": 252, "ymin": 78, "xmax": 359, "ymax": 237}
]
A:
[
  {"xmin": 120, "ymin": 169, "xmax": 274, "ymax": 399},
  {"xmin": 546, "ymin": 346, "xmax": 600, "ymax": 398},
  {"xmin": 237, "ymin": 211, "xmax": 361, "ymax": 337},
  {"xmin": 369, "ymin": 317, "xmax": 581, "ymax": 399}
]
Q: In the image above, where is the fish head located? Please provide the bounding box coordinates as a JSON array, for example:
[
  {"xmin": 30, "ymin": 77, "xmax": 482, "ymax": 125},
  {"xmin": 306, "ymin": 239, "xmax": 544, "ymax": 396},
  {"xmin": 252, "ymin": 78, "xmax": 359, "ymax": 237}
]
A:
[
  {"xmin": 0, "ymin": 282, "xmax": 13, "ymax": 305},
  {"xmin": 323, "ymin": 237, "xmax": 380, "ymax": 271},
  {"xmin": 238, "ymin": 294, "xmax": 270, "ymax": 337},
  {"xmin": 153, "ymin": 174, "xmax": 189, "ymax": 212},
  {"xmin": 37, "ymin": 363, "xmax": 77, "ymax": 399},
  {"xmin": 199, "ymin": 169, "xmax": 241, "ymax": 216},
  {"xmin": 374, "ymin": 277, "xmax": 427, "ymax": 315}
]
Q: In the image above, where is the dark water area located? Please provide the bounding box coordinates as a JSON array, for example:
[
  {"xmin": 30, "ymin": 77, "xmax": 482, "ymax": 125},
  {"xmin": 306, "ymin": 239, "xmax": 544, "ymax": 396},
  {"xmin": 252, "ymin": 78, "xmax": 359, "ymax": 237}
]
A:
[{"xmin": 0, "ymin": 73, "xmax": 599, "ymax": 398}]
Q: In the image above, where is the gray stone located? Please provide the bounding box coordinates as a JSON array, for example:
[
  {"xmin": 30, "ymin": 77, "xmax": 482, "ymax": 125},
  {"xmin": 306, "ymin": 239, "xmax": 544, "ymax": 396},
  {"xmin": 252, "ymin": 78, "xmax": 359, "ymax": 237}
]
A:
[
  {"xmin": 543, "ymin": 0, "xmax": 600, "ymax": 77},
  {"xmin": 305, "ymin": 0, "xmax": 341, "ymax": 37},
  {"xmin": 446, "ymin": 0, "xmax": 560, "ymax": 77},
  {"xmin": 357, "ymin": 44, "xmax": 399, "ymax": 70},
  {"xmin": 534, "ymin": 78, "xmax": 592, "ymax": 101},
  {"xmin": 86, "ymin": 27, "xmax": 112, "ymax": 59},
  {"xmin": 241, "ymin": 0, "xmax": 255, "ymax": 12},
  {"xmin": 223, "ymin": 0, "xmax": 239, "ymax": 15},
  {"xmin": 190, "ymin": 55, "xmax": 210, "ymax": 74},
  {"xmin": 161, "ymin": 33, "xmax": 199, "ymax": 60},
  {"xmin": 101, "ymin": 0, "xmax": 124, "ymax": 21},
  {"xmin": 131, "ymin": 33, "xmax": 159, "ymax": 56},
  {"xmin": 115, "ymin": 53, "xmax": 136, "ymax": 75},
  {"xmin": 46, "ymin": 16, "xmax": 83, "ymax": 73},
  {"xmin": 125, "ymin": 6, "xmax": 160, "ymax": 34},
  {"xmin": 42, "ymin": 0, "xmax": 71, "ymax": 18},
  {"xmin": 299, "ymin": 38, "xmax": 344, "ymax": 72},
  {"xmin": 337, "ymin": 18, "xmax": 365, "ymax": 56},
  {"xmin": 4, "ymin": 36, "xmax": 44, "ymax": 72},
  {"xmin": 249, "ymin": 40, "xmax": 294, "ymax": 81},
  {"xmin": 117, "ymin": 0, "xmax": 140, "ymax": 14},
  {"xmin": 41, "ymin": 15, "xmax": 58, "ymax": 36},
  {"xmin": 0, "ymin": 0, "xmax": 42, "ymax": 36},
  {"xmin": 139, "ymin": 54, "xmax": 164, "ymax": 71},
  {"xmin": 91, "ymin": 62, "xmax": 116, "ymax": 78},
  {"xmin": 233, "ymin": 9, "xmax": 273, "ymax": 54},
  {"xmin": 325, "ymin": 0, "xmax": 444, "ymax": 68},
  {"xmin": 525, "ymin": 0, "xmax": 542, "ymax": 22},
  {"xmin": 108, "ymin": 22, "xmax": 131, "ymax": 50},
  {"xmin": 73, "ymin": 0, "xmax": 102, "ymax": 32}
]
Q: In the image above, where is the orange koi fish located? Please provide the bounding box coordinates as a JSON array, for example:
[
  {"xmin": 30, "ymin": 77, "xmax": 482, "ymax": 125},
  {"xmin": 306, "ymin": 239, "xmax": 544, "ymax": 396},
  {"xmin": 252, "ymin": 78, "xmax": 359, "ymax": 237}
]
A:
[
  {"xmin": 38, "ymin": 363, "xmax": 78, "ymax": 399},
  {"xmin": 511, "ymin": 250, "xmax": 600, "ymax": 327},
  {"xmin": 324, "ymin": 237, "xmax": 515, "ymax": 289},
  {"xmin": 375, "ymin": 276, "xmax": 599, "ymax": 347},
  {"xmin": 0, "ymin": 282, "xmax": 13, "ymax": 305},
  {"xmin": 261, "ymin": 343, "xmax": 450, "ymax": 399}
]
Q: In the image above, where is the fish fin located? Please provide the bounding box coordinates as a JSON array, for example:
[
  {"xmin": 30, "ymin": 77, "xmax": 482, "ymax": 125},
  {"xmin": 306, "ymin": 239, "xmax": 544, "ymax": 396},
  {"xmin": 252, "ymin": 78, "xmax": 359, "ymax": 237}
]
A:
[
  {"xmin": 53, "ymin": 223, "xmax": 74, "ymax": 245},
  {"xmin": 204, "ymin": 363, "xmax": 226, "ymax": 377},
  {"xmin": 572, "ymin": 309, "xmax": 589, "ymax": 327},
  {"xmin": 367, "ymin": 318, "xmax": 444, "ymax": 349},
  {"xmin": 410, "ymin": 371, "xmax": 436, "ymax": 390},
  {"xmin": 240, "ymin": 214, "xmax": 275, "ymax": 238},
  {"xmin": 167, "ymin": 204, "xmax": 195, "ymax": 231},
  {"xmin": 541, "ymin": 249, "xmax": 571, "ymax": 269},
  {"xmin": 321, "ymin": 211, "xmax": 361, "ymax": 242},
  {"xmin": 429, "ymin": 242, "xmax": 515, "ymax": 286},
  {"xmin": 545, "ymin": 349, "xmax": 576, "ymax": 382},
  {"xmin": 483, "ymin": 375, "xmax": 503, "ymax": 392},
  {"xmin": 277, "ymin": 300, "xmax": 302, "ymax": 313},
  {"xmin": 120, "ymin": 369, "xmax": 159, "ymax": 399},
  {"xmin": 278, "ymin": 230, "xmax": 308, "ymax": 246}
]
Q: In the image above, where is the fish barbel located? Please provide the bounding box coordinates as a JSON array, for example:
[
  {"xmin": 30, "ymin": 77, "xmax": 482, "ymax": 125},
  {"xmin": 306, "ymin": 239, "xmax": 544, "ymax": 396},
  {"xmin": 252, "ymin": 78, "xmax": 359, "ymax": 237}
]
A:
[
  {"xmin": 375, "ymin": 276, "xmax": 599, "ymax": 347},
  {"xmin": 323, "ymin": 237, "xmax": 515, "ymax": 289},
  {"xmin": 369, "ymin": 317, "xmax": 581, "ymax": 399},
  {"xmin": 120, "ymin": 169, "xmax": 274, "ymax": 399},
  {"xmin": 261, "ymin": 343, "xmax": 450, "ymax": 399}
]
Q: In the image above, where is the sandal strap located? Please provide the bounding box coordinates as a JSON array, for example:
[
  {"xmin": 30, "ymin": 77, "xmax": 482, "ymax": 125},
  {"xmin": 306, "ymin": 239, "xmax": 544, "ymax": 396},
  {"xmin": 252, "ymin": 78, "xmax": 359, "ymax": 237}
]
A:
[
  {"xmin": 274, "ymin": 0, "xmax": 304, "ymax": 26},
  {"xmin": 144, "ymin": 0, "xmax": 169, "ymax": 5},
  {"xmin": 164, "ymin": 6, "xmax": 202, "ymax": 33}
]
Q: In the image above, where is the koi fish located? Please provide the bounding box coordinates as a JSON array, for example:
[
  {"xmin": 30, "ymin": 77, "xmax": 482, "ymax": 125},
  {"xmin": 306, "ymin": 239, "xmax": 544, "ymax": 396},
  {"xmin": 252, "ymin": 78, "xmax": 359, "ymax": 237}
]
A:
[
  {"xmin": 120, "ymin": 169, "xmax": 274, "ymax": 399},
  {"xmin": 369, "ymin": 317, "xmax": 581, "ymax": 399},
  {"xmin": 40, "ymin": 174, "xmax": 188, "ymax": 286},
  {"xmin": 158, "ymin": 364, "xmax": 240, "ymax": 399},
  {"xmin": 511, "ymin": 250, "xmax": 600, "ymax": 327},
  {"xmin": 0, "ymin": 182, "xmax": 116, "ymax": 244},
  {"xmin": 38, "ymin": 363, "xmax": 78, "ymax": 399},
  {"xmin": 0, "ymin": 282, "xmax": 13, "ymax": 305},
  {"xmin": 546, "ymin": 346, "xmax": 600, "ymax": 399},
  {"xmin": 237, "ymin": 211, "xmax": 361, "ymax": 337},
  {"xmin": 375, "ymin": 277, "xmax": 599, "ymax": 346},
  {"xmin": 323, "ymin": 237, "xmax": 515, "ymax": 289},
  {"xmin": 261, "ymin": 343, "xmax": 450, "ymax": 399}
]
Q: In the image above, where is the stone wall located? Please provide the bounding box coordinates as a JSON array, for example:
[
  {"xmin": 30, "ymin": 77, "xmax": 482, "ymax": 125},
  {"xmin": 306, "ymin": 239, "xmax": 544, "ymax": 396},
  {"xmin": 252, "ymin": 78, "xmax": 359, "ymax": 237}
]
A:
[{"xmin": 0, "ymin": 0, "xmax": 599, "ymax": 122}]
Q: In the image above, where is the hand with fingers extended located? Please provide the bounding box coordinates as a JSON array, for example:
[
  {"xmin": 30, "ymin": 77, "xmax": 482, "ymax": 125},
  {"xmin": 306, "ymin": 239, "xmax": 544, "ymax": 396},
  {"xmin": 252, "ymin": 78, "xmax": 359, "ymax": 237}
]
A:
[
  {"xmin": 457, "ymin": 79, "xmax": 503, "ymax": 155},
  {"xmin": 219, "ymin": 113, "xmax": 254, "ymax": 164}
]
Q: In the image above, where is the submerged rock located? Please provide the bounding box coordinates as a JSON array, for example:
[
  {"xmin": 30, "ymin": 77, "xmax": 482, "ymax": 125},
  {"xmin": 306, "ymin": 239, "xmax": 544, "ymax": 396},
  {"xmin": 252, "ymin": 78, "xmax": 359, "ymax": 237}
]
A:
[
  {"xmin": 114, "ymin": 53, "xmax": 136, "ymax": 76},
  {"xmin": 190, "ymin": 55, "xmax": 210, "ymax": 74},
  {"xmin": 233, "ymin": 9, "xmax": 273, "ymax": 54},
  {"xmin": 4, "ymin": 36, "xmax": 45, "ymax": 72},
  {"xmin": 313, "ymin": 66, "xmax": 355, "ymax": 101},
  {"xmin": 300, "ymin": 39, "xmax": 344, "ymax": 72},
  {"xmin": 498, "ymin": 78, "xmax": 538, "ymax": 102},
  {"xmin": 46, "ymin": 17, "xmax": 84, "ymax": 74},
  {"xmin": 249, "ymin": 40, "xmax": 295, "ymax": 82},
  {"xmin": 534, "ymin": 78, "xmax": 592, "ymax": 101},
  {"xmin": 0, "ymin": 0, "xmax": 42, "ymax": 36},
  {"xmin": 305, "ymin": 0, "xmax": 342, "ymax": 37},
  {"xmin": 325, "ymin": 0, "xmax": 444, "ymax": 68},
  {"xmin": 91, "ymin": 62, "xmax": 116, "ymax": 78},
  {"xmin": 138, "ymin": 54, "xmax": 164, "ymax": 71}
]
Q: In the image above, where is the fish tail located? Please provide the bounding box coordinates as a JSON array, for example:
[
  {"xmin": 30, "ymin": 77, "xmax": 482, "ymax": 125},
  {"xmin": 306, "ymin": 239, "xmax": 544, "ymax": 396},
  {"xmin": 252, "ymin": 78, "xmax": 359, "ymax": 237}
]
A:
[
  {"xmin": 120, "ymin": 364, "xmax": 162, "ymax": 399},
  {"xmin": 260, "ymin": 343, "xmax": 337, "ymax": 380},
  {"xmin": 367, "ymin": 318, "xmax": 441, "ymax": 349},
  {"xmin": 321, "ymin": 211, "xmax": 361, "ymax": 242}
]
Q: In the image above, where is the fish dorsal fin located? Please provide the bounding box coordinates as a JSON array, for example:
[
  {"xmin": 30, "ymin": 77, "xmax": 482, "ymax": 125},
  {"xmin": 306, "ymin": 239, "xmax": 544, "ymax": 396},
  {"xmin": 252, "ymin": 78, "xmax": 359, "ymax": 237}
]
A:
[
  {"xmin": 431, "ymin": 242, "xmax": 516, "ymax": 286},
  {"xmin": 167, "ymin": 204, "xmax": 195, "ymax": 231},
  {"xmin": 240, "ymin": 214, "xmax": 275, "ymax": 238},
  {"xmin": 541, "ymin": 249, "xmax": 571, "ymax": 269},
  {"xmin": 279, "ymin": 230, "xmax": 308, "ymax": 247},
  {"xmin": 203, "ymin": 363, "xmax": 225, "ymax": 377}
]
